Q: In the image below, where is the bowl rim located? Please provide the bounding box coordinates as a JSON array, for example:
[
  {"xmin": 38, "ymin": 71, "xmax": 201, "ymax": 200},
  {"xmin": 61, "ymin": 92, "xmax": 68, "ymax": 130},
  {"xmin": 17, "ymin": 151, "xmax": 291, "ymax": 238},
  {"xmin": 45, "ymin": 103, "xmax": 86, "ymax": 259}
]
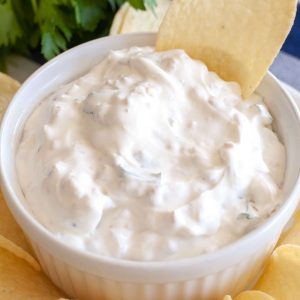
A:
[{"xmin": 1, "ymin": 32, "xmax": 300, "ymax": 278}]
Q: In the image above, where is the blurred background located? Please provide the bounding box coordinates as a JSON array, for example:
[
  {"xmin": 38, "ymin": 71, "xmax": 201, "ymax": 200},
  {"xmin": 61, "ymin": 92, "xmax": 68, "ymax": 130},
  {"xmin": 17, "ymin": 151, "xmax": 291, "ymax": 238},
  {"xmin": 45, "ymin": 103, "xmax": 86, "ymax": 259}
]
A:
[
  {"xmin": 270, "ymin": 1, "xmax": 300, "ymax": 91},
  {"xmin": 0, "ymin": 0, "xmax": 299, "ymax": 93}
]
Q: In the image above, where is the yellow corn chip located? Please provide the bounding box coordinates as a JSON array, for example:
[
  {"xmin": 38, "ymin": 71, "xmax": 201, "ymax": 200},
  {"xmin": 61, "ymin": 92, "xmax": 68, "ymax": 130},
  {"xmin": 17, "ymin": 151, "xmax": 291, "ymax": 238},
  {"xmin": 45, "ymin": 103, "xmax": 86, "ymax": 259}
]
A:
[
  {"xmin": 0, "ymin": 74, "xmax": 34, "ymax": 254},
  {"xmin": 0, "ymin": 74, "xmax": 33, "ymax": 255},
  {"xmin": 109, "ymin": 3, "xmax": 130, "ymax": 35},
  {"xmin": 0, "ymin": 72, "xmax": 20, "ymax": 120},
  {"xmin": 0, "ymin": 245, "xmax": 65, "ymax": 299},
  {"xmin": 255, "ymin": 244, "xmax": 300, "ymax": 299},
  {"xmin": 156, "ymin": 0, "xmax": 297, "ymax": 98},
  {"xmin": 0, "ymin": 189, "xmax": 34, "ymax": 254},
  {"xmin": 0, "ymin": 73, "xmax": 66, "ymax": 298},
  {"xmin": 120, "ymin": 0, "xmax": 170, "ymax": 34},
  {"xmin": 110, "ymin": 0, "xmax": 170, "ymax": 35},
  {"xmin": 234, "ymin": 290, "xmax": 275, "ymax": 300},
  {"xmin": 0, "ymin": 234, "xmax": 40, "ymax": 271},
  {"xmin": 277, "ymin": 208, "xmax": 300, "ymax": 246}
]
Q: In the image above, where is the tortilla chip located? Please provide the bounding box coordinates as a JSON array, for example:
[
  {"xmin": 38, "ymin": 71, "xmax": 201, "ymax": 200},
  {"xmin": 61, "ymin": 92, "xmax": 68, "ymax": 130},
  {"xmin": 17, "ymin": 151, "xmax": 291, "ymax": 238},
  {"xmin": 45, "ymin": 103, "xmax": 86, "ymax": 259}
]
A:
[
  {"xmin": 0, "ymin": 234, "xmax": 40, "ymax": 271},
  {"xmin": 0, "ymin": 246, "xmax": 65, "ymax": 299},
  {"xmin": 0, "ymin": 189, "xmax": 34, "ymax": 254},
  {"xmin": 123, "ymin": 0, "xmax": 170, "ymax": 34},
  {"xmin": 109, "ymin": 3, "xmax": 130, "ymax": 35},
  {"xmin": 0, "ymin": 74, "xmax": 33, "ymax": 255},
  {"xmin": 110, "ymin": 1, "xmax": 170, "ymax": 35},
  {"xmin": 0, "ymin": 74, "xmax": 33, "ymax": 254},
  {"xmin": 234, "ymin": 290, "xmax": 275, "ymax": 300},
  {"xmin": 255, "ymin": 244, "xmax": 300, "ymax": 299},
  {"xmin": 277, "ymin": 208, "xmax": 300, "ymax": 246},
  {"xmin": 156, "ymin": 0, "xmax": 297, "ymax": 98},
  {"xmin": 0, "ymin": 72, "xmax": 20, "ymax": 120}
]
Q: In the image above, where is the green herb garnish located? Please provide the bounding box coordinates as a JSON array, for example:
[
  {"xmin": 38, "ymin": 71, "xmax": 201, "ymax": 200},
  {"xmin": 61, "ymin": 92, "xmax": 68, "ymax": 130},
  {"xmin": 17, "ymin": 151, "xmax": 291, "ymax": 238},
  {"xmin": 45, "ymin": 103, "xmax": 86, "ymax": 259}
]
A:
[{"xmin": 0, "ymin": 0, "xmax": 156, "ymax": 70}]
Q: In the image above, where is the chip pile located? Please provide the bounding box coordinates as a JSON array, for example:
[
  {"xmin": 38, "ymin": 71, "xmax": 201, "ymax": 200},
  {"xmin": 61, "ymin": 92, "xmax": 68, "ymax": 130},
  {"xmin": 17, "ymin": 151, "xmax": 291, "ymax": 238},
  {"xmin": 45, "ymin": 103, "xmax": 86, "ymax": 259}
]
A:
[{"xmin": 0, "ymin": 72, "xmax": 67, "ymax": 299}]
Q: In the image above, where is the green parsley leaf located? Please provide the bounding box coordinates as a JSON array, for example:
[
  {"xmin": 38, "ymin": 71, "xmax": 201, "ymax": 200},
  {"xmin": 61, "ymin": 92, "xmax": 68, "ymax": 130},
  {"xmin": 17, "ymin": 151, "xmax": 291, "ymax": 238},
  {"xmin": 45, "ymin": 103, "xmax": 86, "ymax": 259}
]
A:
[
  {"xmin": 35, "ymin": 1, "xmax": 74, "ymax": 59},
  {"xmin": 0, "ymin": 0, "xmax": 154, "ymax": 70},
  {"xmin": 144, "ymin": 0, "xmax": 157, "ymax": 10},
  {"xmin": 40, "ymin": 25, "xmax": 67, "ymax": 59},
  {"xmin": 71, "ymin": 0, "xmax": 107, "ymax": 31},
  {"xmin": 11, "ymin": 0, "xmax": 37, "ymax": 48},
  {"xmin": 0, "ymin": 0, "xmax": 22, "ymax": 46},
  {"xmin": 128, "ymin": 0, "xmax": 156, "ymax": 10},
  {"xmin": 107, "ymin": 0, "xmax": 126, "ymax": 10},
  {"xmin": 127, "ymin": 0, "xmax": 145, "ymax": 10}
]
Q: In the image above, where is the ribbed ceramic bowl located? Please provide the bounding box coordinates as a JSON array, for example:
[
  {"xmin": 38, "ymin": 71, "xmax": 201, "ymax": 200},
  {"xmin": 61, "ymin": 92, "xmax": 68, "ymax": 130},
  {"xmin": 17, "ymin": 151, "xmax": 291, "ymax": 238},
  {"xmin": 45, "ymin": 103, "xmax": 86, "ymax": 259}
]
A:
[{"xmin": 1, "ymin": 33, "xmax": 300, "ymax": 300}]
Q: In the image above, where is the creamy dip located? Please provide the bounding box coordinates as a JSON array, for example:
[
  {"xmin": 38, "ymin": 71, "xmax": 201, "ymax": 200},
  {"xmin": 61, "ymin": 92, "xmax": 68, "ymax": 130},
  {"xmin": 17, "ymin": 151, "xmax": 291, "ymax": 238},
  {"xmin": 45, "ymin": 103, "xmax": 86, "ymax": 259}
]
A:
[{"xmin": 16, "ymin": 47, "xmax": 285, "ymax": 260}]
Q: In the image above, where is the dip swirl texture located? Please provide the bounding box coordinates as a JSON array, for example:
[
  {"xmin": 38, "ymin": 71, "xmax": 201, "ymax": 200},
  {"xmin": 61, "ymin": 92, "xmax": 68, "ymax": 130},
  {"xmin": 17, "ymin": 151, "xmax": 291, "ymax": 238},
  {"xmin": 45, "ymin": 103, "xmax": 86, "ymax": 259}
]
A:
[{"xmin": 16, "ymin": 47, "xmax": 285, "ymax": 260}]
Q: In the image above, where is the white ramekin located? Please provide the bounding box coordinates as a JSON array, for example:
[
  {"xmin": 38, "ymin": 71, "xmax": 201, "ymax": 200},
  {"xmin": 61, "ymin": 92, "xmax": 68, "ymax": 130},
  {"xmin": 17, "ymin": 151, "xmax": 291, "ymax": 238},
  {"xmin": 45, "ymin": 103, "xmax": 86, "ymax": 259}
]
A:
[{"xmin": 1, "ymin": 33, "xmax": 300, "ymax": 300}]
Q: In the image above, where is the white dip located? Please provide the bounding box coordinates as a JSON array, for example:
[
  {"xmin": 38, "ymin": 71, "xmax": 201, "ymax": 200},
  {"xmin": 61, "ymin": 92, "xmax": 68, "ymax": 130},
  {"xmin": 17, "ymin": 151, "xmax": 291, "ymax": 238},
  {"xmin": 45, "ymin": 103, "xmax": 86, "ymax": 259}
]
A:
[{"xmin": 16, "ymin": 47, "xmax": 285, "ymax": 260}]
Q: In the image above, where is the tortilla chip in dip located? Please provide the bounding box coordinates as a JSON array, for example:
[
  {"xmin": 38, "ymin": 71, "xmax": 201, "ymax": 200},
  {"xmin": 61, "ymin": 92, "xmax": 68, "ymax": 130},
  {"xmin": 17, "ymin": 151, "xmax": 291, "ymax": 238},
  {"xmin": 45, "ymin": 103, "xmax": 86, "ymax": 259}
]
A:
[{"xmin": 156, "ymin": 0, "xmax": 297, "ymax": 98}]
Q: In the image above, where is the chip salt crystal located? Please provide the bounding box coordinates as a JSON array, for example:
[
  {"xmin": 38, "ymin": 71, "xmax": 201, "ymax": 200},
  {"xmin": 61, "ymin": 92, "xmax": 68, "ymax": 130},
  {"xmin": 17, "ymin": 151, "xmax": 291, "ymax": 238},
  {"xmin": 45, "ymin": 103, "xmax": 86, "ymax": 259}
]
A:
[{"xmin": 156, "ymin": 0, "xmax": 297, "ymax": 98}]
